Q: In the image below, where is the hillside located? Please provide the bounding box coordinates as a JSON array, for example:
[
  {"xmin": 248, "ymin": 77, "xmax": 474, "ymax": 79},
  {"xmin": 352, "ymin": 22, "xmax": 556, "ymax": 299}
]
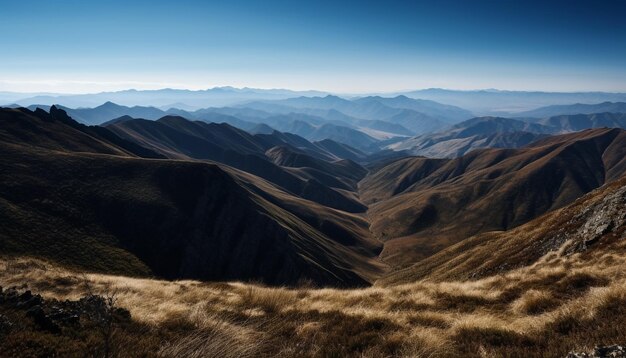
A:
[
  {"xmin": 265, "ymin": 145, "xmax": 366, "ymax": 190},
  {"xmin": 3, "ymin": 174, "xmax": 626, "ymax": 356},
  {"xmin": 379, "ymin": 173, "xmax": 626, "ymax": 285},
  {"xmin": 0, "ymin": 108, "xmax": 385, "ymax": 286},
  {"xmin": 363, "ymin": 128, "xmax": 626, "ymax": 266},
  {"xmin": 106, "ymin": 116, "xmax": 367, "ymax": 212}
]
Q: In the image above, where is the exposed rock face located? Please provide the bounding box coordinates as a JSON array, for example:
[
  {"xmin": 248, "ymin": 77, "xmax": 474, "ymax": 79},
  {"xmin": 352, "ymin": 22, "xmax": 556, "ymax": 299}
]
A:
[
  {"xmin": 575, "ymin": 185, "xmax": 626, "ymax": 250},
  {"xmin": 567, "ymin": 345, "xmax": 626, "ymax": 357},
  {"xmin": 532, "ymin": 181, "xmax": 626, "ymax": 256},
  {"xmin": 0, "ymin": 314, "xmax": 12, "ymax": 334},
  {"xmin": 0, "ymin": 286, "xmax": 130, "ymax": 334}
]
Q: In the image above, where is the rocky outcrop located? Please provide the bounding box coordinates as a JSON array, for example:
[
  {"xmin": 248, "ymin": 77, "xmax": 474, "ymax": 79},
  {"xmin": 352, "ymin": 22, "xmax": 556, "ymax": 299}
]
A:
[
  {"xmin": 0, "ymin": 286, "xmax": 130, "ymax": 334},
  {"xmin": 567, "ymin": 345, "xmax": 626, "ymax": 357},
  {"xmin": 575, "ymin": 185, "xmax": 626, "ymax": 250}
]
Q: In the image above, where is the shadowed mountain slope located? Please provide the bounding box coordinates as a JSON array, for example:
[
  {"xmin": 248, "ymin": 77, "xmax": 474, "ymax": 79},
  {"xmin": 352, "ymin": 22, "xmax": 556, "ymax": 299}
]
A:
[
  {"xmin": 362, "ymin": 128, "xmax": 626, "ymax": 266},
  {"xmin": 0, "ymin": 108, "xmax": 385, "ymax": 286},
  {"xmin": 313, "ymin": 139, "xmax": 367, "ymax": 162},
  {"xmin": 0, "ymin": 107, "xmax": 164, "ymax": 159},
  {"xmin": 106, "ymin": 116, "xmax": 367, "ymax": 212},
  {"xmin": 266, "ymin": 146, "xmax": 366, "ymax": 187}
]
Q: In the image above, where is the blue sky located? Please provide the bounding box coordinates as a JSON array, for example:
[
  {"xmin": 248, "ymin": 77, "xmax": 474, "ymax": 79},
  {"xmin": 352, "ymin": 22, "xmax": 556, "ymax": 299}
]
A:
[{"xmin": 1, "ymin": 0, "xmax": 625, "ymax": 93}]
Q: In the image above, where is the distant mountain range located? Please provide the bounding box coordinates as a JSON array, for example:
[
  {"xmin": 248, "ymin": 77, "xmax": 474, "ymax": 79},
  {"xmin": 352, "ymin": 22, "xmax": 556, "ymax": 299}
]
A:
[
  {"xmin": 3, "ymin": 104, "xmax": 626, "ymax": 287},
  {"xmin": 2, "ymin": 87, "xmax": 329, "ymax": 108},
  {"xmin": 516, "ymin": 101, "xmax": 626, "ymax": 118},
  {"xmin": 4, "ymin": 87, "xmax": 626, "ymax": 115},
  {"xmin": 393, "ymin": 88, "xmax": 626, "ymax": 114},
  {"xmin": 6, "ymin": 95, "xmax": 478, "ymax": 152},
  {"xmin": 10, "ymin": 97, "xmax": 626, "ymax": 160},
  {"xmin": 391, "ymin": 112, "xmax": 626, "ymax": 158}
]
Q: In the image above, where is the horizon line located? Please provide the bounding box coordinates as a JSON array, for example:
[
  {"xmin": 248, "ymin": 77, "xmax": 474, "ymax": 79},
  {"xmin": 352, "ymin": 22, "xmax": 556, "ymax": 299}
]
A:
[{"xmin": 3, "ymin": 86, "xmax": 626, "ymax": 97}]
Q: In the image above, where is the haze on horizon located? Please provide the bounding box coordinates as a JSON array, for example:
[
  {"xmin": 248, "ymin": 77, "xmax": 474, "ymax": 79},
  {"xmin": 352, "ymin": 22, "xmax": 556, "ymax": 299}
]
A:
[{"xmin": 1, "ymin": 0, "xmax": 625, "ymax": 94}]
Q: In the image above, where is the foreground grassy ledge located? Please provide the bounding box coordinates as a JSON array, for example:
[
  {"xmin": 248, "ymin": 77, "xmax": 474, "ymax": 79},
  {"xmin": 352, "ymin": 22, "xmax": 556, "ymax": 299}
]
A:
[{"xmin": 1, "ymin": 255, "xmax": 625, "ymax": 357}]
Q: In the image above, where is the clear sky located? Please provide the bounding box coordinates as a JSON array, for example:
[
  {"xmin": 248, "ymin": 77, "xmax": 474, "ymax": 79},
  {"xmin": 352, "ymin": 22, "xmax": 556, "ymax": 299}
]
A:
[{"xmin": 1, "ymin": 0, "xmax": 625, "ymax": 93}]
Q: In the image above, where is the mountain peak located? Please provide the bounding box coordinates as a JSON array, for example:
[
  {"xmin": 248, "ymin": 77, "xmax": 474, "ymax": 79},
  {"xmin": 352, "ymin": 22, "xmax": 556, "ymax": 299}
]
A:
[{"xmin": 99, "ymin": 101, "xmax": 122, "ymax": 109}]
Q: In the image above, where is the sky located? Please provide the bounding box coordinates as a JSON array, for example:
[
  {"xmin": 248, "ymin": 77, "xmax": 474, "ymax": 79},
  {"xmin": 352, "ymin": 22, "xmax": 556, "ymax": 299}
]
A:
[{"xmin": 1, "ymin": 0, "xmax": 625, "ymax": 93}]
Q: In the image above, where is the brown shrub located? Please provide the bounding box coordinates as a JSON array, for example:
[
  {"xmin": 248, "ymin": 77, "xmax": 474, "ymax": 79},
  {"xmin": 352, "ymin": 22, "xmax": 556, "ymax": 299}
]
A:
[
  {"xmin": 433, "ymin": 292, "xmax": 493, "ymax": 312},
  {"xmin": 511, "ymin": 290, "xmax": 559, "ymax": 315},
  {"xmin": 239, "ymin": 285, "xmax": 297, "ymax": 314}
]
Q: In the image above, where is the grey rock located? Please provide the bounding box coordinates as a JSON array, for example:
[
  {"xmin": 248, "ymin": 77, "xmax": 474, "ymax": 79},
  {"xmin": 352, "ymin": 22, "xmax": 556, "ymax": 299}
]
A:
[{"xmin": 567, "ymin": 344, "xmax": 626, "ymax": 357}]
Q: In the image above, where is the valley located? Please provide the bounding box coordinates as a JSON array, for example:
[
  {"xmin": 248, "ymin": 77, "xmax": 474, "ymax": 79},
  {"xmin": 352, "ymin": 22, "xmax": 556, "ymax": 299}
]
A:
[
  {"xmin": 1, "ymin": 92, "xmax": 626, "ymax": 357},
  {"xmin": 3, "ymin": 1, "xmax": 626, "ymax": 356}
]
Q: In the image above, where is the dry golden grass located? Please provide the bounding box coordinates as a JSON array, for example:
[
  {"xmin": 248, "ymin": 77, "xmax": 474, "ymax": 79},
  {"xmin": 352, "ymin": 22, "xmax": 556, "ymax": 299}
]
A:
[{"xmin": 2, "ymin": 243, "xmax": 626, "ymax": 357}]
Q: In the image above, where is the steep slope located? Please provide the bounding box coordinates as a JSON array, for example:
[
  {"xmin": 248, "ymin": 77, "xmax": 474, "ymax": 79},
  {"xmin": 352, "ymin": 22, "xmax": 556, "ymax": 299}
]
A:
[
  {"xmin": 0, "ymin": 108, "xmax": 385, "ymax": 286},
  {"xmin": 363, "ymin": 128, "xmax": 626, "ymax": 266},
  {"xmin": 0, "ymin": 107, "xmax": 164, "ymax": 159},
  {"xmin": 314, "ymin": 139, "xmax": 367, "ymax": 162},
  {"xmin": 257, "ymin": 116, "xmax": 380, "ymax": 152},
  {"xmin": 265, "ymin": 145, "xmax": 367, "ymax": 191},
  {"xmin": 253, "ymin": 131, "xmax": 339, "ymax": 161},
  {"xmin": 380, "ymin": 173, "xmax": 626, "ymax": 285},
  {"xmin": 359, "ymin": 156, "xmax": 449, "ymax": 204},
  {"xmin": 106, "ymin": 116, "xmax": 367, "ymax": 212}
]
